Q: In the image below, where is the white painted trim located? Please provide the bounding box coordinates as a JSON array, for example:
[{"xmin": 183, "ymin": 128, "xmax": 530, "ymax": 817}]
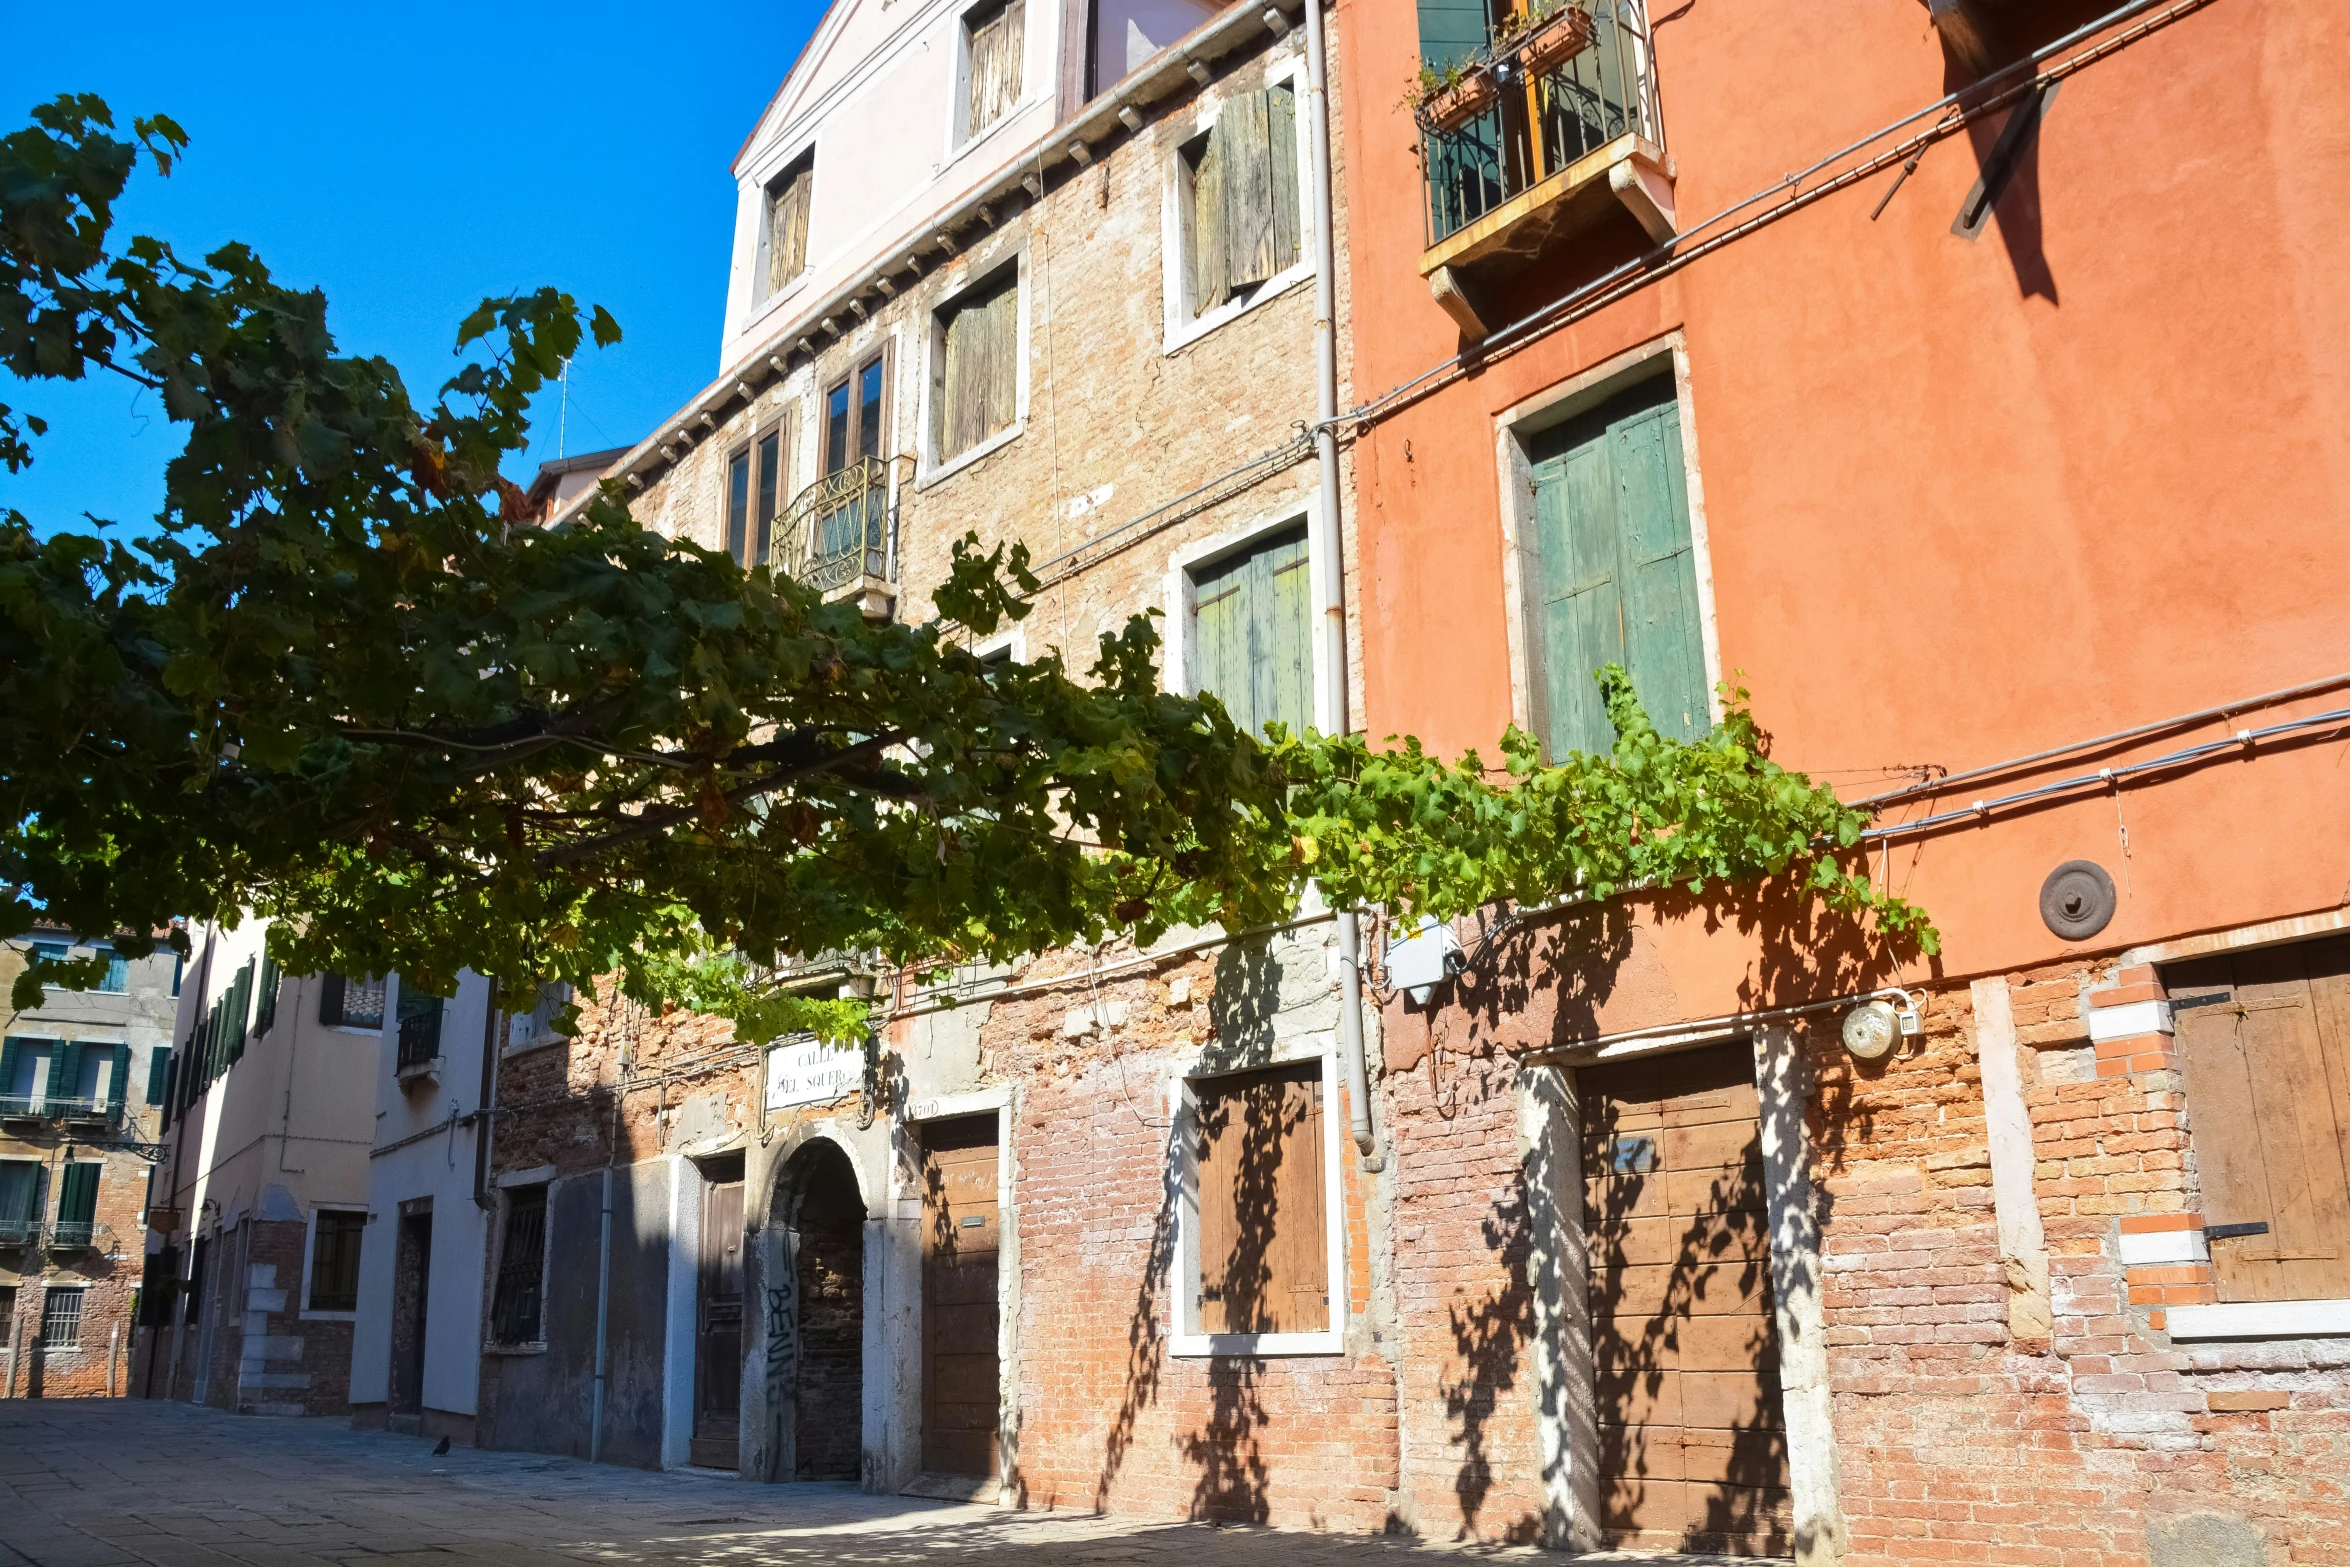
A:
[
  {"xmin": 2124, "ymin": 907, "xmax": 2350, "ymax": 968},
  {"xmin": 496, "ymin": 1165, "xmax": 556, "ymax": 1189},
  {"xmin": 1490, "ymin": 331, "xmax": 1721, "ymax": 756},
  {"xmin": 2118, "ymin": 1227, "xmax": 2209, "ymax": 1267},
  {"xmin": 1753, "ymin": 1026, "xmax": 1846, "ymax": 1567},
  {"xmin": 2087, "ymin": 999, "xmax": 2173, "ymax": 1043},
  {"xmin": 1167, "ymin": 1042, "xmax": 1348, "ymax": 1359},
  {"xmin": 906, "ymin": 1086, "xmax": 1011, "ymax": 1121},
  {"xmin": 2168, "ymin": 1299, "xmax": 2350, "ymax": 1340},
  {"xmin": 1159, "ymin": 492, "xmax": 1326, "ymax": 734},
  {"xmin": 1159, "ymin": 53, "xmax": 1315, "ymax": 357}
]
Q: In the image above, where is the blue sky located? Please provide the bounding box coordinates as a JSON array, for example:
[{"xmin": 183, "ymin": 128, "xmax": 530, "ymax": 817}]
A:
[{"xmin": 3, "ymin": 0, "xmax": 823, "ymax": 538}]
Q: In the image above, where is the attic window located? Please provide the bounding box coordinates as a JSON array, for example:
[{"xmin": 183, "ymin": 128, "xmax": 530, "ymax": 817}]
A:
[
  {"xmin": 760, "ymin": 154, "xmax": 813, "ymax": 302},
  {"xmin": 963, "ymin": 0, "xmax": 1025, "ymax": 142},
  {"xmin": 1178, "ymin": 83, "xmax": 1302, "ymax": 323}
]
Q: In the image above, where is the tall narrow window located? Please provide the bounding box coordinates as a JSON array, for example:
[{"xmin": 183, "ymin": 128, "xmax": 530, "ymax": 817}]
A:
[
  {"xmin": 726, "ymin": 447, "xmax": 753, "ymax": 567},
  {"xmin": 53, "ymin": 1161, "xmax": 98, "ymax": 1248},
  {"xmin": 1189, "ymin": 524, "xmax": 1312, "ymax": 739},
  {"xmin": 0, "ymin": 1038, "xmax": 46, "ymax": 1117},
  {"xmin": 40, "ymin": 1287, "xmax": 83, "ymax": 1348},
  {"xmin": 755, "ymin": 426, "xmax": 784, "ymax": 567},
  {"xmin": 147, "ymin": 1045, "xmax": 173, "ymax": 1107},
  {"xmin": 253, "ymin": 955, "xmax": 281, "ymax": 1039},
  {"xmin": 1179, "ymin": 83, "xmax": 1301, "ymax": 321},
  {"xmin": 819, "ymin": 353, "xmax": 891, "ymax": 569},
  {"xmin": 492, "ymin": 1185, "xmax": 549, "ymax": 1344},
  {"xmin": 1192, "ymin": 1061, "xmax": 1328, "ymax": 1335},
  {"xmin": 1527, "ymin": 374, "xmax": 1708, "ymax": 758},
  {"xmin": 0, "ymin": 1161, "xmax": 39, "ymax": 1244},
  {"xmin": 934, "ymin": 267, "xmax": 1020, "ymax": 463},
  {"xmin": 308, "ymin": 1209, "xmax": 366, "ymax": 1312},
  {"xmin": 963, "ymin": 0, "xmax": 1026, "ymax": 140},
  {"xmin": 760, "ymin": 155, "xmax": 814, "ymax": 302}
]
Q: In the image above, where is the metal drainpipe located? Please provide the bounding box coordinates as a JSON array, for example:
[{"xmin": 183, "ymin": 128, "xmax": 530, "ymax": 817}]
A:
[
  {"xmin": 590, "ymin": 1164, "xmax": 613, "ymax": 1462},
  {"xmin": 472, "ymin": 979, "xmax": 500, "ymax": 1211},
  {"xmin": 1300, "ymin": 0, "xmax": 1379, "ymax": 1170}
]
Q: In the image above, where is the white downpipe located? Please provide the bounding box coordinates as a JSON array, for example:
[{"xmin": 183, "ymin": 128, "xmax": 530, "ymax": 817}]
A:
[
  {"xmin": 1300, "ymin": 0, "xmax": 1378, "ymax": 1169},
  {"xmin": 590, "ymin": 1166, "xmax": 613, "ymax": 1461}
]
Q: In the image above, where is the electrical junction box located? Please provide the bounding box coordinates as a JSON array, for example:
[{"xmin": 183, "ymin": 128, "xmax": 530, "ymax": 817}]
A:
[{"xmin": 1385, "ymin": 915, "xmax": 1464, "ymax": 1004}]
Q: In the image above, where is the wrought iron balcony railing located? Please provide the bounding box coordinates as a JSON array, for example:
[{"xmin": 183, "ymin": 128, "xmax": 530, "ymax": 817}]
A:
[
  {"xmin": 1418, "ymin": 0, "xmax": 1664, "ymax": 249},
  {"xmin": 0, "ymin": 1217, "xmax": 37, "ymax": 1248},
  {"xmin": 396, "ymin": 997, "xmax": 444, "ymax": 1072},
  {"xmin": 47, "ymin": 1221, "xmax": 100, "ymax": 1251},
  {"xmin": 777, "ymin": 455, "xmax": 910, "ymax": 596},
  {"xmin": 0, "ymin": 1096, "xmax": 122, "ymax": 1127}
]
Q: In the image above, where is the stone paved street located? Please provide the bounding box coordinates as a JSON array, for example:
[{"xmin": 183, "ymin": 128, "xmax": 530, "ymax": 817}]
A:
[{"xmin": 0, "ymin": 1404, "xmax": 1755, "ymax": 1567}]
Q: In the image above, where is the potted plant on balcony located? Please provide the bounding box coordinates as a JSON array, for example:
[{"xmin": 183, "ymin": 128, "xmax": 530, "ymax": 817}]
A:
[
  {"xmin": 1502, "ymin": 0, "xmax": 1596, "ymax": 78},
  {"xmin": 1410, "ymin": 61, "xmax": 1500, "ymax": 133}
]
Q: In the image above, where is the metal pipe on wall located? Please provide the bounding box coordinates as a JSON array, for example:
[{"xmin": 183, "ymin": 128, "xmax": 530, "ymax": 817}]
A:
[
  {"xmin": 590, "ymin": 1165, "xmax": 613, "ymax": 1462},
  {"xmin": 1299, "ymin": 0, "xmax": 1379, "ymax": 1170}
]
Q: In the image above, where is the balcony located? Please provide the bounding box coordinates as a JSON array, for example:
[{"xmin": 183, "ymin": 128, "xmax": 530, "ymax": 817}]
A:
[
  {"xmin": 0, "ymin": 1096, "xmax": 122, "ymax": 1129},
  {"xmin": 0, "ymin": 1217, "xmax": 37, "ymax": 1249},
  {"xmin": 47, "ymin": 1221, "xmax": 110, "ymax": 1253},
  {"xmin": 1415, "ymin": 0, "xmax": 1672, "ymax": 337},
  {"xmin": 396, "ymin": 997, "xmax": 444, "ymax": 1083},
  {"xmin": 777, "ymin": 455, "xmax": 911, "ymax": 620}
]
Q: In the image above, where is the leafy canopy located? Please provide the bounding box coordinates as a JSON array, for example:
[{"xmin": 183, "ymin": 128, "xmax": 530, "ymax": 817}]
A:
[{"xmin": 0, "ymin": 96, "xmax": 1931, "ymax": 1035}]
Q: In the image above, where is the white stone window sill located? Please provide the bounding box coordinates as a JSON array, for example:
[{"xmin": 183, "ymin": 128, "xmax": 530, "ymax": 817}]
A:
[
  {"xmin": 1164, "ymin": 265, "xmax": 1310, "ymax": 358},
  {"xmin": 920, "ymin": 421, "xmax": 1025, "ymax": 489},
  {"xmin": 1168, "ymin": 1328, "xmax": 1343, "ymax": 1359},
  {"xmin": 331, "ymin": 1025, "xmax": 387, "ymax": 1038},
  {"xmin": 502, "ymin": 1035, "xmax": 565, "ymax": 1060},
  {"xmin": 483, "ymin": 1341, "xmax": 548, "ymax": 1357},
  {"xmin": 2168, "ymin": 1299, "xmax": 2350, "ymax": 1340},
  {"xmin": 299, "ymin": 1309, "xmax": 358, "ymax": 1323},
  {"xmin": 942, "ymin": 93, "xmax": 1045, "ymax": 176}
]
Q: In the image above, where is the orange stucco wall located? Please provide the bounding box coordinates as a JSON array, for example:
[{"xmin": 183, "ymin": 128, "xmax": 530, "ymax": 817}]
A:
[{"xmin": 1336, "ymin": 0, "xmax": 2350, "ymax": 1012}]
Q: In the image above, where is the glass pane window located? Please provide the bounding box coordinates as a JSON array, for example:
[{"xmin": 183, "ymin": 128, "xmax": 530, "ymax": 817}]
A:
[{"xmin": 309, "ymin": 1210, "xmax": 366, "ymax": 1312}]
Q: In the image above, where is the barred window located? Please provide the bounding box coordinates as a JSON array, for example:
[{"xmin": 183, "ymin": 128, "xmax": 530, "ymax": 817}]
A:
[
  {"xmin": 40, "ymin": 1287, "xmax": 83, "ymax": 1348},
  {"xmin": 491, "ymin": 1185, "xmax": 549, "ymax": 1344},
  {"xmin": 308, "ymin": 1210, "xmax": 365, "ymax": 1312}
]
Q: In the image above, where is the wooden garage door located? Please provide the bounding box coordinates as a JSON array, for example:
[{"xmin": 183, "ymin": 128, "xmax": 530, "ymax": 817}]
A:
[
  {"xmin": 1582, "ymin": 1041, "xmax": 1790, "ymax": 1557},
  {"xmin": 920, "ymin": 1115, "xmax": 1001, "ymax": 1479}
]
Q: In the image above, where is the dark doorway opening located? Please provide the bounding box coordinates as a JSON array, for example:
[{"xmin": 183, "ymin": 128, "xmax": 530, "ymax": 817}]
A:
[
  {"xmin": 389, "ymin": 1206, "xmax": 432, "ymax": 1433},
  {"xmin": 788, "ymin": 1140, "xmax": 865, "ymax": 1481},
  {"xmin": 692, "ymin": 1153, "xmax": 746, "ymax": 1471}
]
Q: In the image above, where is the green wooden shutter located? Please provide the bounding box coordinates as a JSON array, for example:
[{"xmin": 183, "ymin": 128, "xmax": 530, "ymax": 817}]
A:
[
  {"xmin": 1530, "ymin": 377, "xmax": 1708, "ymax": 758},
  {"xmin": 107, "ymin": 1043, "xmax": 129, "ymax": 1110},
  {"xmin": 1192, "ymin": 525, "xmax": 1312, "ymax": 739},
  {"xmin": 48, "ymin": 1041, "xmax": 82, "ymax": 1114},
  {"xmin": 0, "ymin": 1039, "xmax": 18, "ymax": 1110},
  {"xmin": 1193, "ymin": 556, "xmax": 1250, "ymax": 731},
  {"xmin": 148, "ymin": 1046, "xmax": 172, "ymax": 1107},
  {"xmin": 1418, "ymin": 0, "xmax": 1492, "ymax": 70},
  {"xmin": 225, "ymin": 961, "xmax": 253, "ymax": 1064},
  {"xmin": 56, "ymin": 1161, "xmax": 98, "ymax": 1227}
]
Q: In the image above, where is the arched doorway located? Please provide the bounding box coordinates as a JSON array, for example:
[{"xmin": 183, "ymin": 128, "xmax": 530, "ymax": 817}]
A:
[{"xmin": 774, "ymin": 1138, "xmax": 865, "ymax": 1481}]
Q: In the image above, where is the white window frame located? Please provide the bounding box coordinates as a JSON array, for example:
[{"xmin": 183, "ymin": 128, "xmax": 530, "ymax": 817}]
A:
[
  {"xmin": 751, "ymin": 149, "xmax": 817, "ymax": 314},
  {"xmin": 917, "ymin": 250, "xmax": 1029, "ymax": 486},
  {"xmin": 1167, "ymin": 1035, "xmax": 1347, "ymax": 1358},
  {"xmin": 1492, "ymin": 331, "xmax": 1724, "ymax": 758},
  {"xmin": 299, "ymin": 1203, "xmax": 368, "ymax": 1322},
  {"xmin": 1159, "ymin": 494, "xmax": 1327, "ymax": 724},
  {"xmin": 1160, "ymin": 51, "xmax": 1314, "ymax": 356},
  {"xmin": 947, "ymin": 0, "xmax": 1038, "ymax": 159}
]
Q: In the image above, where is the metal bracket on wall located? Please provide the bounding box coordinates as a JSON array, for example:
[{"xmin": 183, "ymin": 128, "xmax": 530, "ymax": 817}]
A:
[{"xmin": 1952, "ymin": 79, "xmax": 2061, "ymax": 240}]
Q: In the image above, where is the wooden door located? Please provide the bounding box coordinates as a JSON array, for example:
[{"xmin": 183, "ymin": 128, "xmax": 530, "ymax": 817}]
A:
[
  {"xmin": 1529, "ymin": 376, "xmax": 1707, "ymax": 759},
  {"xmin": 2169, "ymin": 936, "xmax": 2350, "ymax": 1302},
  {"xmin": 920, "ymin": 1116, "xmax": 1000, "ymax": 1479},
  {"xmin": 691, "ymin": 1171, "xmax": 745, "ymax": 1469},
  {"xmin": 1582, "ymin": 1041, "xmax": 1790, "ymax": 1557}
]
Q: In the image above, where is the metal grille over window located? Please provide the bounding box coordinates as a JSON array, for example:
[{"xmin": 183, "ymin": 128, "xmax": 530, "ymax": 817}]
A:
[
  {"xmin": 1194, "ymin": 1061, "xmax": 1328, "ymax": 1335},
  {"xmin": 936, "ymin": 267, "xmax": 1019, "ymax": 462},
  {"xmin": 395, "ymin": 989, "xmax": 444, "ymax": 1070},
  {"xmin": 963, "ymin": 0, "xmax": 1025, "ymax": 140},
  {"xmin": 1182, "ymin": 83, "xmax": 1301, "ymax": 320},
  {"xmin": 309, "ymin": 1210, "xmax": 366, "ymax": 1312},
  {"xmin": 492, "ymin": 1186, "xmax": 549, "ymax": 1343},
  {"xmin": 40, "ymin": 1287, "xmax": 82, "ymax": 1348}
]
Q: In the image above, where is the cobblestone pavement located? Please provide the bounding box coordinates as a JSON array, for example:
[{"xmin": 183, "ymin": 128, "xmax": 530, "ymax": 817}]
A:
[{"xmin": 0, "ymin": 1403, "xmax": 1756, "ymax": 1567}]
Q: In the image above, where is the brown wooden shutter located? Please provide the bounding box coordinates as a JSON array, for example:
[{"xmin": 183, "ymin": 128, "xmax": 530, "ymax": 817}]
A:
[
  {"xmin": 939, "ymin": 271, "xmax": 1017, "ymax": 460},
  {"xmin": 1187, "ymin": 129, "xmax": 1228, "ymax": 318},
  {"xmin": 2171, "ymin": 936, "xmax": 2350, "ymax": 1303},
  {"xmin": 966, "ymin": 0, "xmax": 1025, "ymax": 136},
  {"xmin": 768, "ymin": 164, "xmax": 811, "ymax": 296},
  {"xmin": 1195, "ymin": 1061, "xmax": 1328, "ymax": 1335},
  {"xmin": 1267, "ymin": 82, "xmax": 1301, "ymax": 275}
]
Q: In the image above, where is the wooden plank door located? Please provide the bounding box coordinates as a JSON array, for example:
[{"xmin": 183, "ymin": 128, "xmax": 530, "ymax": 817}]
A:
[
  {"xmin": 2169, "ymin": 936, "xmax": 2350, "ymax": 1301},
  {"xmin": 691, "ymin": 1172, "xmax": 745, "ymax": 1470},
  {"xmin": 920, "ymin": 1116, "xmax": 1001, "ymax": 1479},
  {"xmin": 1582, "ymin": 1041, "xmax": 1790, "ymax": 1557}
]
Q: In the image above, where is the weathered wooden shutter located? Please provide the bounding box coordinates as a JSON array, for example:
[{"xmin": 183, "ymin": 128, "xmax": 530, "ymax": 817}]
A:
[
  {"xmin": 318, "ymin": 972, "xmax": 346, "ymax": 1028},
  {"xmin": 767, "ymin": 163, "xmax": 812, "ymax": 296},
  {"xmin": 1191, "ymin": 525, "xmax": 1312, "ymax": 739},
  {"xmin": 148, "ymin": 1046, "xmax": 172, "ymax": 1108},
  {"xmin": 941, "ymin": 272, "xmax": 1018, "ymax": 460},
  {"xmin": 2171, "ymin": 937, "xmax": 2350, "ymax": 1303},
  {"xmin": 1418, "ymin": 0, "xmax": 1491, "ymax": 69},
  {"xmin": 57, "ymin": 1161, "xmax": 98, "ymax": 1227},
  {"xmin": 1196, "ymin": 1062, "xmax": 1328, "ymax": 1335},
  {"xmin": 966, "ymin": 0, "xmax": 1026, "ymax": 135},
  {"xmin": 1220, "ymin": 89, "xmax": 1279, "ymax": 290},
  {"xmin": 1530, "ymin": 377, "xmax": 1707, "ymax": 758},
  {"xmin": 1187, "ymin": 129, "xmax": 1228, "ymax": 317}
]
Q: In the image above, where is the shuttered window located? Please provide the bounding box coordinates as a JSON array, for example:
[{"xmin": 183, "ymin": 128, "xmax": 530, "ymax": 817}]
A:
[
  {"xmin": 0, "ymin": 1162, "xmax": 38, "ymax": 1228},
  {"xmin": 2169, "ymin": 936, "xmax": 2350, "ymax": 1304},
  {"xmin": 492, "ymin": 1185, "xmax": 549, "ymax": 1344},
  {"xmin": 147, "ymin": 1046, "xmax": 172, "ymax": 1107},
  {"xmin": 761, "ymin": 157, "xmax": 813, "ymax": 301},
  {"xmin": 55, "ymin": 1161, "xmax": 97, "ymax": 1228},
  {"xmin": 1528, "ymin": 375, "xmax": 1709, "ymax": 759},
  {"xmin": 1194, "ymin": 1061, "xmax": 1328, "ymax": 1335},
  {"xmin": 254, "ymin": 955, "xmax": 280, "ymax": 1039},
  {"xmin": 1418, "ymin": 0, "xmax": 1497, "ymax": 70},
  {"xmin": 46, "ymin": 1042, "xmax": 80, "ymax": 1115},
  {"xmin": 309, "ymin": 1210, "xmax": 366, "ymax": 1312},
  {"xmin": 755, "ymin": 425, "xmax": 784, "ymax": 567},
  {"xmin": 0, "ymin": 1038, "xmax": 43, "ymax": 1115},
  {"xmin": 963, "ymin": 0, "xmax": 1026, "ymax": 140},
  {"xmin": 1180, "ymin": 83, "xmax": 1301, "ymax": 321},
  {"xmin": 935, "ymin": 267, "xmax": 1020, "ymax": 463},
  {"xmin": 1189, "ymin": 523, "xmax": 1312, "ymax": 739}
]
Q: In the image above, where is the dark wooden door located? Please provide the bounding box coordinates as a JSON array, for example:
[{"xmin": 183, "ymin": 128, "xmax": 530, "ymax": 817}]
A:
[
  {"xmin": 1582, "ymin": 1041, "xmax": 1790, "ymax": 1556},
  {"xmin": 389, "ymin": 1211, "xmax": 431, "ymax": 1420},
  {"xmin": 691, "ymin": 1173, "xmax": 745, "ymax": 1469},
  {"xmin": 2169, "ymin": 936, "xmax": 2350, "ymax": 1302},
  {"xmin": 920, "ymin": 1116, "xmax": 1000, "ymax": 1479}
]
